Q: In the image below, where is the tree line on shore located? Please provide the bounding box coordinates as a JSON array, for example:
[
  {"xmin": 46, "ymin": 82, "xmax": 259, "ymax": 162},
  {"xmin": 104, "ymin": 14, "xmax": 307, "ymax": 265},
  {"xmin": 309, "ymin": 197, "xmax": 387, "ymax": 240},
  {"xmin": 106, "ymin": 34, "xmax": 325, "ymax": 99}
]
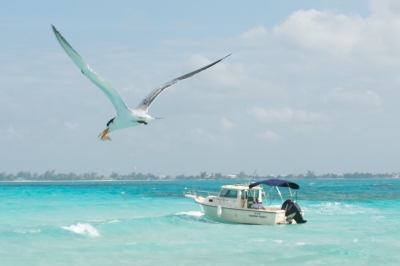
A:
[{"xmin": 0, "ymin": 170, "xmax": 399, "ymax": 181}]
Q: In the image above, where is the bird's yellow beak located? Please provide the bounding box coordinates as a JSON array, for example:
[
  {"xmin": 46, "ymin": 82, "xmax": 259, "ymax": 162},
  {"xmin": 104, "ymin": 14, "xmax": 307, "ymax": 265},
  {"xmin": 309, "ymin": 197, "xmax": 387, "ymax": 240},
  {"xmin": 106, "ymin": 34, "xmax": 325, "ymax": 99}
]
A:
[{"xmin": 98, "ymin": 128, "xmax": 112, "ymax": 141}]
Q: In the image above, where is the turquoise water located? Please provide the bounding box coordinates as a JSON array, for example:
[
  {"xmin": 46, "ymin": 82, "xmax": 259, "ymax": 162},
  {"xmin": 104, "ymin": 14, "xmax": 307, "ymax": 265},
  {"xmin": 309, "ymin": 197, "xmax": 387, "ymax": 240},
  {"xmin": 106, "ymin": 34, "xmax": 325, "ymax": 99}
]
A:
[{"xmin": 1, "ymin": 179, "xmax": 400, "ymax": 265}]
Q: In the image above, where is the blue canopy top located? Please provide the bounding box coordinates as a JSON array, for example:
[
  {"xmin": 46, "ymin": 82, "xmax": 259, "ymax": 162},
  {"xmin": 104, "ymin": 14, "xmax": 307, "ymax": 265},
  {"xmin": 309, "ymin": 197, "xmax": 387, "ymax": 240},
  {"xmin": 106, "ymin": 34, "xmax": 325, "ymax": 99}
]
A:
[{"xmin": 249, "ymin": 179, "xmax": 300, "ymax": 189}]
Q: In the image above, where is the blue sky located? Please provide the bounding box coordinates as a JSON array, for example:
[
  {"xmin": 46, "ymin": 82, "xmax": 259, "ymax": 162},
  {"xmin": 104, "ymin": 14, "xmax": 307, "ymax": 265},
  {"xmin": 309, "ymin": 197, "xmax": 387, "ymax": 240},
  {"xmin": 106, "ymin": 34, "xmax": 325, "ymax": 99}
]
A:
[{"xmin": 1, "ymin": 0, "xmax": 400, "ymax": 176}]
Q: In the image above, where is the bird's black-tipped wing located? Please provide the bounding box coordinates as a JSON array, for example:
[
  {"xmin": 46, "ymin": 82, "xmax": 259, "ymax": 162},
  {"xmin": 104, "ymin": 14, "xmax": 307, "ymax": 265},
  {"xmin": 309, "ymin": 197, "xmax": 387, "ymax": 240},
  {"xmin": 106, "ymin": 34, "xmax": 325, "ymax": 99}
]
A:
[{"xmin": 135, "ymin": 54, "xmax": 231, "ymax": 112}]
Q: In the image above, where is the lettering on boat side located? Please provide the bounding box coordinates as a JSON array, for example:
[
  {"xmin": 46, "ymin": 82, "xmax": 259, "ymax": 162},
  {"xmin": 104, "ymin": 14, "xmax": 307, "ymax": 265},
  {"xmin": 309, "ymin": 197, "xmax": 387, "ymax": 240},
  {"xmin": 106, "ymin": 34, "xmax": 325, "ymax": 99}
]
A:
[{"xmin": 249, "ymin": 212, "xmax": 266, "ymax": 218}]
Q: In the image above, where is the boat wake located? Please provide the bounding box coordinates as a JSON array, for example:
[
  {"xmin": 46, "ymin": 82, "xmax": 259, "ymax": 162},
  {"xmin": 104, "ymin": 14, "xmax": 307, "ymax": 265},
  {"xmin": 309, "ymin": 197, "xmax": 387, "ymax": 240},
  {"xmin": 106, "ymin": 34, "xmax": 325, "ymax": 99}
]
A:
[
  {"xmin": 175, "ymin": 211, "xmax": 204, "ymax": 217},
  {"xmin": 173, "ymin": 211, "xmax": 221, "ymax": 224}
]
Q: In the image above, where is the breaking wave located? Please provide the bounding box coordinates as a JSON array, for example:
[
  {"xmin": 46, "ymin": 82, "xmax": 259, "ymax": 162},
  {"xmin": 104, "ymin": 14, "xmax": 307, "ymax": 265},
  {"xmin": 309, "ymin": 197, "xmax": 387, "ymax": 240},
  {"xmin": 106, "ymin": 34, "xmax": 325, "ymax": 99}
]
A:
[{"xmin": 61, "ymin": 223, "xmax": 100, "ymax": 237}]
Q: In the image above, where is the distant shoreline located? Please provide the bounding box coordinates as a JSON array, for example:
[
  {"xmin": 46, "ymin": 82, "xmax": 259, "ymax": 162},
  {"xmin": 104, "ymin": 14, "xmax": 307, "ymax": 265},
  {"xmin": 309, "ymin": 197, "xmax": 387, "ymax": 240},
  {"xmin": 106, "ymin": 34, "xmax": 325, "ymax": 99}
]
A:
[
  {"xmin": 1, "ymin": 170, "xmax": 399, "ymax": 182},
  {"xmin": 1, "ymin": 177, "xmax": 399, "ymax": 183},
  {"xmin": 0, "ymin": 179, "xmax": 178, "ymax": 183}
]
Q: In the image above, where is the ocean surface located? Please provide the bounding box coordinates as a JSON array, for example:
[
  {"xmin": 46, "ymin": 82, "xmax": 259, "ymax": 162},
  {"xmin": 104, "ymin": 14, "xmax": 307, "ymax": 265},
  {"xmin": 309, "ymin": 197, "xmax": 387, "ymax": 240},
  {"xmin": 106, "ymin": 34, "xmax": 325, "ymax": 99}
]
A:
[{"xmin": 1, "ymin": 178, "xmax": 400, "ymax": 265}]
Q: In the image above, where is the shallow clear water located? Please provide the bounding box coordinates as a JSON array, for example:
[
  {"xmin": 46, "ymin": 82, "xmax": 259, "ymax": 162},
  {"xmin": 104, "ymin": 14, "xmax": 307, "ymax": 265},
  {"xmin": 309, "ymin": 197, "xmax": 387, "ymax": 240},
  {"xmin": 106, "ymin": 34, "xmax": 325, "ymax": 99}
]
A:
[{"xmin": 1, "ymin": 179, "xmax": 400, "ymax": 265}]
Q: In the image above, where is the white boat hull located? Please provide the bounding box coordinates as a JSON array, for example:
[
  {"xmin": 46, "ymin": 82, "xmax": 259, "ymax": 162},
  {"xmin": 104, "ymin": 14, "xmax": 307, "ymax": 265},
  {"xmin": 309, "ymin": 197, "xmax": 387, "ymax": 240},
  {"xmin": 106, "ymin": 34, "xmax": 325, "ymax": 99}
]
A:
[{"xmin": 196, "ymin": 199, "xmax": 289, "ymax": 225}]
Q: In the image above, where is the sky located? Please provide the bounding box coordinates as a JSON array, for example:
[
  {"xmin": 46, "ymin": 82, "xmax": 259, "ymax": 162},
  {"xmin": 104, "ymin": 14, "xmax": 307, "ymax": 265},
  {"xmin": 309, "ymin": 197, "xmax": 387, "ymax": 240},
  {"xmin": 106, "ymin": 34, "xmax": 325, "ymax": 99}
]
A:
[{"xmin": 1, "ymin": 0, "xmax": 400, "ymax": 176}]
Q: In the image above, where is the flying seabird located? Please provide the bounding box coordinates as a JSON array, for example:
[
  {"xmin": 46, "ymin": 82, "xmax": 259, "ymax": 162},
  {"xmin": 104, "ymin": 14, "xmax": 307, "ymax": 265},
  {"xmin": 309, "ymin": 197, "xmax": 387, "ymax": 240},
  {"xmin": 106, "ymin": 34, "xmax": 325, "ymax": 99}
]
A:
[{"xmin": 51, "ymin": 25, "xmax": 230, "ymax": 141}]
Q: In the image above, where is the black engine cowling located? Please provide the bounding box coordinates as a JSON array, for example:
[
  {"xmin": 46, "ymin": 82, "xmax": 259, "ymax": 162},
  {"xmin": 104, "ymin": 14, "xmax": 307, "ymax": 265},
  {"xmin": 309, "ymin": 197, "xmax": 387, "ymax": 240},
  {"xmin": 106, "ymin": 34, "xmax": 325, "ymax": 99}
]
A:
[{"xmin": 281, "ymin": 199, "xmax": 307, "ymax": 224}]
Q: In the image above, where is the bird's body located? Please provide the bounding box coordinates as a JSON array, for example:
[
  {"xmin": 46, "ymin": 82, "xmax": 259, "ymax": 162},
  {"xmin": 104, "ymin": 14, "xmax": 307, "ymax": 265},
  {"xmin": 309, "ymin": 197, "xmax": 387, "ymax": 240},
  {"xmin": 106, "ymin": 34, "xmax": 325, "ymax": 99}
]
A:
[
  {"xmin": 98, "ymin": 111, "xmax": 153, "ymax": 140},
  {"xmin": 51, "ymin": 25, "xmax": 230, "ymax": 140}
]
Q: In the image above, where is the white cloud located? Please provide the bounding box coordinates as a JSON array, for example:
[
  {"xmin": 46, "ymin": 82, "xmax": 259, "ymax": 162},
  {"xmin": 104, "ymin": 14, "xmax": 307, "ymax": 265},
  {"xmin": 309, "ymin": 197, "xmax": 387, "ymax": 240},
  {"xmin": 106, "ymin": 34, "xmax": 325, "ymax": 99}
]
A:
[
  {"xmin": 220, "ymin": 118, "xmax": 235, "ymax": 130},
  {"xmin": 65, "ymin": 122, "xmax": 79, "ymax": 130},
  {"xmin": 247, "ymin": 107, "xmax": 324, "ymax": 123},
  {"xmin": 273, "ymin": 9, "xmax": 364, "ymax": 55},
  {"xmin": 190, "ymin": 128, "xmax": 217, "ymax": 142},
  {"xmin": 248, "ymin": 107, "xmax": 293, "ymax": 122},
  {"xmin": 323, "ymin": 87, "xmax": 382, "ymax": 107},
  {"xmin": 267, "ymin": 2, "xmax": 400, "ymax": 64},
  {"xmin": 257, "ymin": 130, "xmax": 282, "ymax": 142},
  {"xmin": 369, "ymin": 0, "xmax": 400, "ymax": 16},
  {"xmin": 241, "ymin": 26, "xmax": 268, "ymax": 41}
]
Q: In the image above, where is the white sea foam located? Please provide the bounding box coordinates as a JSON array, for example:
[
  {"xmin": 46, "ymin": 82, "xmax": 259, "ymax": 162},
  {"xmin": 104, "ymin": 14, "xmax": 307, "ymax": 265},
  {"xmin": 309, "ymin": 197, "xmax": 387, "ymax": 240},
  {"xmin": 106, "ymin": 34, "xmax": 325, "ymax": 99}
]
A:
[
  {"xmin": 247, "ymin": 239, "xmax": 267, "ymax": 243},
  {"xmin": 61, "ymin": 223, "xmax": 100, "ymax": 237},
  {"xmin": 307, "ymin": 202, "xmax": 378, "ymax": 215},
  {"xmin": 15, "ymin": 229, "xmax": 41, "ymax": 234},
  {"xmin": 176, "ymin": 211, "xmax": 204, "ymax": 217},
  {"xmin": 372, "ymin": 216, "xmax": 385, "ymax": 219}
]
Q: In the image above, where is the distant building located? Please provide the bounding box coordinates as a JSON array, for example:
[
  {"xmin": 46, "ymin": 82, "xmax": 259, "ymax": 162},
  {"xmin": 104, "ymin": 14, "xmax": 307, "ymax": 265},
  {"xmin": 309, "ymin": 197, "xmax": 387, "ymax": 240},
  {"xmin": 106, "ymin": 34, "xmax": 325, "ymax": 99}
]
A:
[{"xmin": 227, "ymin": 174, "xmax": 237, "ymax": 179}]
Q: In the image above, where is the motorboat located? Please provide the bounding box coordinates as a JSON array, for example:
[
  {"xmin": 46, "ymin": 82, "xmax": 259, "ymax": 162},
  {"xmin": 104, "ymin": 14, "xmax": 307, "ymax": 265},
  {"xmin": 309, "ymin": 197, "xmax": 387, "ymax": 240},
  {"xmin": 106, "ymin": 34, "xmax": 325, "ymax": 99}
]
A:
[{"xmin": 184, "ymin": 179, "xmax": 307, "ymax": 225}]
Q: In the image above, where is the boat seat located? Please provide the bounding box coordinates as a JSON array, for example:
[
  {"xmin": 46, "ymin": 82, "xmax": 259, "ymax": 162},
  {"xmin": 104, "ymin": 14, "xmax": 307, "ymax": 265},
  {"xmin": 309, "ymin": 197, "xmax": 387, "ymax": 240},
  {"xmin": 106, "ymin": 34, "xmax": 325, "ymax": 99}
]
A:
[{"xmin": 247, "ymin": 197, "xmax": 254, "ymax": 208}]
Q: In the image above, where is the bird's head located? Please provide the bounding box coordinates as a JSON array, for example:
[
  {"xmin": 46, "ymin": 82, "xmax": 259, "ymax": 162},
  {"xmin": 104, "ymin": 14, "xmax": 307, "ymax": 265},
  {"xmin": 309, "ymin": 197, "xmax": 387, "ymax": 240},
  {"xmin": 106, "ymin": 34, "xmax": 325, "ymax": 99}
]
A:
[{"xmin": 98, "ymin": 117, "xmax": 115, "ymax": 141}]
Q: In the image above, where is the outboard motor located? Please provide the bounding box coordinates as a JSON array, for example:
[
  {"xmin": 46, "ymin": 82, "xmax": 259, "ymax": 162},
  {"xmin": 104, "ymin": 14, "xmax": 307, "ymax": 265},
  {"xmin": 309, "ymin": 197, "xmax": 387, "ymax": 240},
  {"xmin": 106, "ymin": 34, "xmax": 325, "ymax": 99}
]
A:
[{"xmin": 281, "ymin": 199, "xmax": 307, "ymax": 224}]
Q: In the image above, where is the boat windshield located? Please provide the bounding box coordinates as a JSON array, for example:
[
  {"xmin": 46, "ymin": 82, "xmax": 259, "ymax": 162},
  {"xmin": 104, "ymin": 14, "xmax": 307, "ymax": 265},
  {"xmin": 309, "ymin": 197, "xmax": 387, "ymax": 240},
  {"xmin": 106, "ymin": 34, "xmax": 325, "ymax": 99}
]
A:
[
  {"xmin": 247, "ymin": 189, "xmax": 260, "ymax": 201},
  {"xmin": 219, "ymin": 189, "xmax": 238, "ymax": 198}
]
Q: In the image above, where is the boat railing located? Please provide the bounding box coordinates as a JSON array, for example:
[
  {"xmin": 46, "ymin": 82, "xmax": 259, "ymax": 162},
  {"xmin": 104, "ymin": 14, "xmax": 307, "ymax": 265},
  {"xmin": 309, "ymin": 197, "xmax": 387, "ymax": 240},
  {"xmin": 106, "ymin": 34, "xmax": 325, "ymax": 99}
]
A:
[
  {"xmin": 264, "ymin": 187, "xmax": 297, "ymax": 205},
  {"xmin": 184, "ymin": 189, "xmax": 219, "ymax": 199}
]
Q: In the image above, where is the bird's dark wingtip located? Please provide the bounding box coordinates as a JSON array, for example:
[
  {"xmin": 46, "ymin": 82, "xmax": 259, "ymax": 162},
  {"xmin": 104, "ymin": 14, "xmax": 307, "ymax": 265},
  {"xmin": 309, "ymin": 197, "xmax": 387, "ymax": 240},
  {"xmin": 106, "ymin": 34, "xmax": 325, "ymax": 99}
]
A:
[{"xmin": 217, "ymin": 53, "xmax": 232, "ymax": 63}]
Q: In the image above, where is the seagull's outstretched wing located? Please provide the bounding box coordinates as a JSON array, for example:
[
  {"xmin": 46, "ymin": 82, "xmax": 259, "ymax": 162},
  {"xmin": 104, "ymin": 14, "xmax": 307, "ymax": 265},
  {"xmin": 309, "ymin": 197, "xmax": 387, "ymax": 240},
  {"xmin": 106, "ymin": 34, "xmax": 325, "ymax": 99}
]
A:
[
  {"xmin": 135, "ymin": 54, "xmax": 231, "ymax": 113},
  {"xmin": 51, "ymin": 25, "xmax": 129, "ymax": 115}
]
